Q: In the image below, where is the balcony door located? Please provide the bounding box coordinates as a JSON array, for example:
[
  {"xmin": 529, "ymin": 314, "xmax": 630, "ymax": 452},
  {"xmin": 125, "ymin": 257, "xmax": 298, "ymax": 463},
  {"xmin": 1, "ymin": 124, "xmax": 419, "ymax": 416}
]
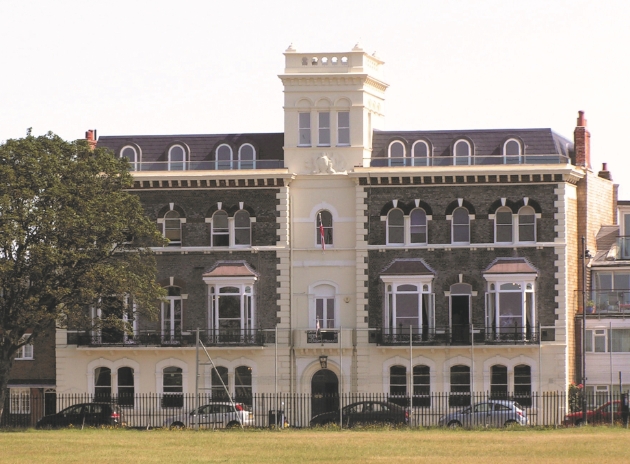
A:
[{"xmin": 450, "ymin": 283, "xmax": 472, "ymax": 344}]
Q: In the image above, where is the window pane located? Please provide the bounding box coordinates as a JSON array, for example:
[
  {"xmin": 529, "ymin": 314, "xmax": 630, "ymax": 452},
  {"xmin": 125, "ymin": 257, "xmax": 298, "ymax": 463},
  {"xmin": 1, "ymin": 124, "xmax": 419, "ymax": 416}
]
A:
[
  {"xmin": 413, "ymin": 142, "xmax": 428, "ymax": 158},
  {"xmin": 239, "ymin": 144, "xmax": 254, "ymax": 161},
  {"xmin": 390, "ymin": 142, "xmax": 404, "ymax": 158},
  {"xmin": 611, "ymin": 329, "xmax": 630, "ymax": 352},
  {"xmin": 505, "ymin": 140, "xmax": 520, "ymax": 156},
  {"xmin": 299, "ymin": 112, "xmax": 311, "ymax": 146},
  {"xmin": 338, "ymin": 112, "xmax": 350, "ymax": 145},
  {"xmin": 318, "ymin": 112, "xmax": 330, "ymax": 146}
]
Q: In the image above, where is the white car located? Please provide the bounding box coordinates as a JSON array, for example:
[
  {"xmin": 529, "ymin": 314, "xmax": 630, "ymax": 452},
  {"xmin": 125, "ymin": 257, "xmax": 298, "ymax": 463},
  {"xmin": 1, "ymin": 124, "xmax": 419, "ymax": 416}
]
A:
[{"xmin": 163, "ymin": 402, "xmax": 254, "ymax": 429}]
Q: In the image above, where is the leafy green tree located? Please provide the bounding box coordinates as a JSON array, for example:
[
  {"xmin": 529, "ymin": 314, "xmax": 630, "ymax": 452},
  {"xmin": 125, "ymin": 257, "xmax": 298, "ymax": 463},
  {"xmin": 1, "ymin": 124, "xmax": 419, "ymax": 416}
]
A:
[{"xmin": 0, "ymin": 132, "xmax": 165, "ymax": 418}]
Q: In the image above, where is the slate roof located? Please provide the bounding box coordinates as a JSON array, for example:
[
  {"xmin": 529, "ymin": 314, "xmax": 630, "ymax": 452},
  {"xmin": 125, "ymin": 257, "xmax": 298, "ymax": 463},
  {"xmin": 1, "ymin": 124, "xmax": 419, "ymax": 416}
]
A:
[
  {"xmin": 484, "ymin": 257, "xmax": 538, "ymax": 274},
  {"xmin": 380, "ymin": 258, "xmax": 436, "ymax": 276},
  {"xmin": 202, "ymin": 261, "xmax": 259, "ymax": 278},
  {"xmin": 97, "ymin": 133, "xmax": 285, "ymax": 163},
  {"xmin": 371, "ymin": 128, "xmax": 573, "ymax": 160}
]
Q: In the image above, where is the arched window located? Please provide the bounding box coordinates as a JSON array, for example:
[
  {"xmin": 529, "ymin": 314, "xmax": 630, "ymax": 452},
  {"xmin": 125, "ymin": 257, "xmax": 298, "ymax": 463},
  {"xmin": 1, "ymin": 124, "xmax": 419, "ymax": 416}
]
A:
[
  {"xmin": 514, "ymin": 364, "xmax": 532, "ymax": 406},
  {"xmin": 450, "ymin": 365, "xmax": 471, "ymax": 406},
  {"xmin": 235, "ymin": 366, "xmax": 253, "ymax": 406},
  {"xmin": 413, "ymin": 365, "xmax": 431, "ymax": 407},
  {"xmin": 211, "ymin": 366, "xmax": 229, "ymax": 401},
  {"xmin": 410, "ymin": 208, "xmax": 427, "ymax": 244},
  {"xmin": 504, "ymin": 139, "xmax": 522, "ymax": 163},
  {"xmin": 390, "ymin": 365, "xmax": 407, "ymax": 397},
  {"xmin": 168, "ymin": 145, "xmax": 186, "ymax": 171},
  {"xmin": 495, "ymin": 206, "xmax": 513, "ymax": 243},
  {"xmin": 94, "ymin": 367, "xmax": 111, "ymax": 401},
  {"xmin": 316, "ymin": 210, "xmax": 333, "ymax": 247},
  {"xmin": 388, "ymin": 141, "xmax": 405, "ymax": 166},
  {"xmin": 234, "ymin": 210, "xmax": 251, "ymax": 246},
  {"xmin": 118, "ymin": 367, "xmax": 134, "ymax": 407},
  {"xmin": 212, "ymin": 211, "xmax": 229, "ymax": 247},
  {"xmin": 238, "ymin": 144, "xmax": 256, "ymax": 169},
  {"xmin": 412, "ymin": 141, "xmax": 429, "ymax": 166},
  {"xmin": 162, "ymin": 286, "xmax": 182, "ymax": 343},
  {"xmin": 387, "ymin": 209, "xmax": 404, "ymax": 244},
  {"xmin": 216, "ymin": 144, "xmax": 233, "ymax": 170},
  {"xmin": 120, "ymin": 146, "xmax": 138, "ymax": 170},
  {"xmin": 452, "ymin": 207, "xmax": 470, "ymax": 244},
  {"xmin": 164, "ymin": 210, "xmax": 182, "ymax": 246},
  {"xmin": 490, "ymin": 365, "xmax": 508, "ymax": 399},
  {"xmin": 518, "ymin": 206, "xmax": 536, "ymax": 242},
  {"xmin": 162, "ymin": 366, "xmax": 183, "ymax": 408},
  {"xmin": 454, "ymin": 140, "xmax": 471, "ymax": 166}
]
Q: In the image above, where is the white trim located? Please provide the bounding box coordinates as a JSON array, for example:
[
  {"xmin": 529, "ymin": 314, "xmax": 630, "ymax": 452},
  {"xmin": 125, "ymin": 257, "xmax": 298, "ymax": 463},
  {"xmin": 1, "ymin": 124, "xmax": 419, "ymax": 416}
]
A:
[
  {"xmin": 155, "ymin": 358, "xmax": 189, "ymax": 394},
  {"xmin": 87, "ymin": 357, "xmax": 141, "ymax": 396},
  {"xmin": 308, "ymin": 280, "xmax": 340, "ymax": 329}
]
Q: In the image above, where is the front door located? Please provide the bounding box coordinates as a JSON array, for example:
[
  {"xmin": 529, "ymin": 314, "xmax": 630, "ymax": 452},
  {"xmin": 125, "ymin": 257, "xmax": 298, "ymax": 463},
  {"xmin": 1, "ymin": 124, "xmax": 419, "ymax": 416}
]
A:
[
  {"xmin": 311, "ymin": 369, "xmax": 339, "ymax": 419},
  {"xmin": 451, "ymin": 295, "xmax": 470, "ymax": 344}
]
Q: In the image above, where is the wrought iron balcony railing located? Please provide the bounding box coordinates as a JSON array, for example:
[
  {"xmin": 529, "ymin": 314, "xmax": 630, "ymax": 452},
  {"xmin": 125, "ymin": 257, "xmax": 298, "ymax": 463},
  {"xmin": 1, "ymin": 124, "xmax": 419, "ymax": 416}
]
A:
[
  {"xmin": 374, "ymin": 325, "xmax": 539, "ymax": 346},
  {"xmin": 67, "ymin": 329, "xmax": 274, "ymax": 347}
]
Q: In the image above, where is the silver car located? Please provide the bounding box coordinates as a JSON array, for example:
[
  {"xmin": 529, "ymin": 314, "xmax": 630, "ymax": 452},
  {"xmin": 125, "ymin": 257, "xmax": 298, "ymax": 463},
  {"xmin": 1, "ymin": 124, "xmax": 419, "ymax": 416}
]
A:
[
  {"xmin": 438, "ymin": 400, "xmax": 528, "ymax": 428},
  {"xmin": 163, "ymin": 402, "xmax": 254, "ymax": 429}
]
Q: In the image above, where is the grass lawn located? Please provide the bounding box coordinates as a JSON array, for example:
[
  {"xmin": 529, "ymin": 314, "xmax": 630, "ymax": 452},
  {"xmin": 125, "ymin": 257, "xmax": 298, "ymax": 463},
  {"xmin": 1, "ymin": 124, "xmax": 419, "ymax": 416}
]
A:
[{"xmin": 1, "ymin": 427, "xmax": 629, "ymax": 463}]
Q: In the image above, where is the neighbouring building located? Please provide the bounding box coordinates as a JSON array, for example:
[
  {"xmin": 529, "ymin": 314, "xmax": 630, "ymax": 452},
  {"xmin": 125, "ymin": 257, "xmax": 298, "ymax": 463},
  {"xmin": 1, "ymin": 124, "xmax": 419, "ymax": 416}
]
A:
[{"xmin": 52, "ymin": 44, "xmax": 617, "ymax": 420}]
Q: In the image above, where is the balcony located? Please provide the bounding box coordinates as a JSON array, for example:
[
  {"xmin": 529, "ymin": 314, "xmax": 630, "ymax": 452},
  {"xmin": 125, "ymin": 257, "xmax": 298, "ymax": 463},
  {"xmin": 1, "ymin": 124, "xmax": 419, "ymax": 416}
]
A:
[
  {"xmin": 370, "ymin": 154, "xmax": 569, "ymax": 168},
  {"xmin": 128, "ymin": 160, "xmax": 285, "ymax": 172},
  {"xmin": 372, "ymin": 325, "xmax": 540, "ymax": 346},
  {"xmin": 67, "ymin": 329, "xmax": 274, "ymax": 347},
  {"xmin": 587, "ymin": 290, "xmax": 630, "ymax": 316}
]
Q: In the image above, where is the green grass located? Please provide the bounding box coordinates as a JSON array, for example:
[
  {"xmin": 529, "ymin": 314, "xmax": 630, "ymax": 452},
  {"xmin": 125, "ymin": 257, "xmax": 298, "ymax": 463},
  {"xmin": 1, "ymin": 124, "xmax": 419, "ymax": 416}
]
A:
[{"xmin": 1, "ymin": 427, "xmax": 629, "ymax": 463}]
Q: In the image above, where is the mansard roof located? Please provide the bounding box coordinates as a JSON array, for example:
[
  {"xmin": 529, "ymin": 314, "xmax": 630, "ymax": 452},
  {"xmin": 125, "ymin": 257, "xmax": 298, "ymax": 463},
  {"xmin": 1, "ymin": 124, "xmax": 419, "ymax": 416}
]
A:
[
  {"xmin": 371, "ymin": 128, "xmax": 573, "ymax": 159},
  {"xmin": 97, "ymin": 133, "xmax": 284, "ymax": 163}
]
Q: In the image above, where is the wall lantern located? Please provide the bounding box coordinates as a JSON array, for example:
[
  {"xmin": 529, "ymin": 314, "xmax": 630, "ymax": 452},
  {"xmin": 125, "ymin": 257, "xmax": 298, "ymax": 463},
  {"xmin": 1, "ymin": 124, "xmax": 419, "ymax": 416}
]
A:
[{"xmin": 319, "ymin": 355, "xmax": 328, "ymax": 369}]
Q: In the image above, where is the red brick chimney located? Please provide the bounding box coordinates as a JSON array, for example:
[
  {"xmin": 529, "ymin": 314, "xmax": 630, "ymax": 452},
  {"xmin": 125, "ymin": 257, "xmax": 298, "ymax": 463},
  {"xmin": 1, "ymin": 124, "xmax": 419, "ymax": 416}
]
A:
[
  {"xmin": 574, "ymin": 111, "xmax": 591, "ymax": 169},
  {"xmin": 85, "ymin": 129, "xmax": 97, "ymax": 150}
]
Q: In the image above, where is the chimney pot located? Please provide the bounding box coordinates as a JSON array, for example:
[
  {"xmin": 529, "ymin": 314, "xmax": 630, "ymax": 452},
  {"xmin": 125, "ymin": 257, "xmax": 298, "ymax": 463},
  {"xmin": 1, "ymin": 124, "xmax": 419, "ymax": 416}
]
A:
[{"xmin": 577, "ymin": 110, "xmax": 587, "ymax": 127}]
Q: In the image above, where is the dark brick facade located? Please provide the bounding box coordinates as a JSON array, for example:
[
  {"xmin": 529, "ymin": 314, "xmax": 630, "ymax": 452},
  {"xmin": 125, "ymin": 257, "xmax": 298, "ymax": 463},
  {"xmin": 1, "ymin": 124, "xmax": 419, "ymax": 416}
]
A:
[{"xmin": 8, "ymin": 328, "xmax": 56, "ymax": 386}]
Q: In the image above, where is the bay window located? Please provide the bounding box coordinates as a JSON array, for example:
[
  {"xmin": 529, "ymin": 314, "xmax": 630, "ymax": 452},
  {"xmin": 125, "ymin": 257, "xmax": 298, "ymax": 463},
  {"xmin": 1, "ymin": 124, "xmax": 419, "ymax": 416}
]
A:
[
  {"xmin": 485, "ymin": 276, "xmax": 536, "ymax": 340},
  {"xmin": 381, "ymin": 277, "xmax": 435, "ymax": 339}
]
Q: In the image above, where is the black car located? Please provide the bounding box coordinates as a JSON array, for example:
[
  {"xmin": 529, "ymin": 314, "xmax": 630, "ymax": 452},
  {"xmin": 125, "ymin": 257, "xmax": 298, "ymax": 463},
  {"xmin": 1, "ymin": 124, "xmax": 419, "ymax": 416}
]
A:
[
  {"xmin": 36, "ymin": 403, "xmax": 124, "ymax": 429},
  {"xmin": 310, "ymin": 401, "xmax": 408, "ymax": 427}
]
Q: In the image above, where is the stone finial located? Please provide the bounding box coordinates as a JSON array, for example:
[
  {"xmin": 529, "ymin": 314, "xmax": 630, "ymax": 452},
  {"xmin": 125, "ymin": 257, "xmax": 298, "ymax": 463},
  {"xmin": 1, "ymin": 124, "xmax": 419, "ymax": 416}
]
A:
[
  {"xmin": 285, "ymin": 43, "xmax": 296, "ymax": 52},
  {"xmin": 352, "ymin": 42, "xmax": 363, "ymax": 51}
]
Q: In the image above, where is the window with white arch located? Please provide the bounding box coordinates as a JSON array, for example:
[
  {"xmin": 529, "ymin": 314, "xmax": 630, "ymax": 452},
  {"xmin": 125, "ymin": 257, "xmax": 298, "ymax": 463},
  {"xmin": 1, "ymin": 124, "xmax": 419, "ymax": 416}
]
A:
[
  {"xmin": 387, "ymin": 209, "xmax": 404, "ymax": 244},
  {"xmin": 503, "ymin": 139, "xmax": 522, "ymax": 162},
  {"xmin": 162, "ymin": 366, "xmax": 183, "ymax": 408},
  {"xmin": 168, "ymin": 145, "xmax": 186, "ymax": 171},
  {"xmin": 216, "ymin": 144, "xmax": 233, "ymax": 170},
  {"xmin": 495, "ymin": 206, "xmax": 513, "ymax": 243},
  {"xmin": 454, "ymin": 140, "xmax": 471, "ymax": 166},
  {"xmin": 451, "ymin": 207, "xmax": 470, "ymax": 244},
  {"xmin": 312, "ymin": 283, "xmax": 336, "ymax": 329},
  {"xmin": 386, "ymin": 208, "xmax": 429, "ymax": 246},
  {"xmin": 518, "ymin": 206, "xmax": 536, "ymax": 242},
  {"xmin": 412, "ymin": 141, "xmax": 429, "ymax": 166},
  {"xmin": 388, "ymin": 141, "xmax": 405, "ymax": 166},
  {"xmin": 238, "ymin": 144, "xmax": 256, "ymax": 169},
  {"xmin": 120, "ymin": 145, "xmax": 138, "ymax": 171}
]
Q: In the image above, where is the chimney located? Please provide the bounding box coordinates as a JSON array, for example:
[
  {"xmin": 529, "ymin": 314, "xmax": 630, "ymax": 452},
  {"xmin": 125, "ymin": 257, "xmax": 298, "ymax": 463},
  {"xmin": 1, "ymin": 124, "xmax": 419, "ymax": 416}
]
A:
[
  {"xmin": 574, "ymin": 111, "xmax": 591, "ymax": 169},
  {"xmin": 85, "ymin": 129, "xmax": 97, "ymax": 150},
  {"xmin": 598, "ymin": 162, "xmax": 612, "ymax": 180}
]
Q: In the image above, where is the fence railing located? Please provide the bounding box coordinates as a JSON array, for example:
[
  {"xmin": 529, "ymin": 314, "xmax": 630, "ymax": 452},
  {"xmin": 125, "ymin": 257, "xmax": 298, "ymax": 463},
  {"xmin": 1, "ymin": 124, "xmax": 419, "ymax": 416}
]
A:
[
  {"xmin": 5, "ymin": 391, "xmax": 628, "ymax": 429},
  {"xmin": 369, "ymin": 154, "xmax": 570, "ymax": 168},
  {"xmin": 375, "ymin": 325, "xmax": 540, "ymax": 346}
]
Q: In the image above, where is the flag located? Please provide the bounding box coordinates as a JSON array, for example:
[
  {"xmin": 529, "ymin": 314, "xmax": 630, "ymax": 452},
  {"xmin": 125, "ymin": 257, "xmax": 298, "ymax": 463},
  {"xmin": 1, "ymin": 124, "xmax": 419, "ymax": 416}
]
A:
[{"xmin": 318, "ymin": 213, "xmax": 325, "ymax": 250}]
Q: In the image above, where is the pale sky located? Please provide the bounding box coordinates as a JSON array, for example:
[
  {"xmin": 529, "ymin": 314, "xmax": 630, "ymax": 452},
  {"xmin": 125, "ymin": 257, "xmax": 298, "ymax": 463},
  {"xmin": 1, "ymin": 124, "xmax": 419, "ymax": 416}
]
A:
[{"xmin": 2, "ymin": 0, "xmax": 629, "ymax": 196}]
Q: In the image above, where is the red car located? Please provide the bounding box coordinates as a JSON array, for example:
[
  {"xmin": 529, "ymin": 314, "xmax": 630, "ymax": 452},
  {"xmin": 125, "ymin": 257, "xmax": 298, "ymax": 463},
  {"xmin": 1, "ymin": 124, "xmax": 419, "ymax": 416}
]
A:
[{"xmin": 563, "ymin": 401, "xmax": 621, "ymax": 426}]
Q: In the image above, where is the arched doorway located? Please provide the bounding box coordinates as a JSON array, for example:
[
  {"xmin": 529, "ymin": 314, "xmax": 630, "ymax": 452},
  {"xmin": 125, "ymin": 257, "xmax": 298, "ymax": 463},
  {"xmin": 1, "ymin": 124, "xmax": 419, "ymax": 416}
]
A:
[
  {"xmin": 311, "ymin": 369, "xmax": 339, "ymax": 418},
  {"xmin": 450, "ymin": 283, "xmax": 471, "ymax": 345}
]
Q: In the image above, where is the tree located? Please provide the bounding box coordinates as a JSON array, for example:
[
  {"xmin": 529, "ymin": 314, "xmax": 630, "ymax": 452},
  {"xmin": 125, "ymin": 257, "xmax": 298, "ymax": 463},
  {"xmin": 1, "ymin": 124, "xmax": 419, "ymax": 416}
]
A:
[{"xmin": 0, "ymin": 132, "xmax": 166, "ymax": 418}]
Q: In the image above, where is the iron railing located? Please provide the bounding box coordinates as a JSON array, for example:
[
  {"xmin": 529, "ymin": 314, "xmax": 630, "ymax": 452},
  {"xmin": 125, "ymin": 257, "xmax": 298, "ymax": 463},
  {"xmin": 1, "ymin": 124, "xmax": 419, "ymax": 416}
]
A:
[
  {"xmin": 67, "ymin": 329, "xmax": 274, "ymax": 347},
  {"xmin": 375, "ymin": 325, "xmax": 540, "ymax": 346},
  {"xmin": 5, "ymin": 391, "xmax": 628, "ymax": 429},
  {"xmin": 370, "ymin": 154, "xmax": 570, "ymax": 168},
  {"xmin": 128, "ymin": 160, "xmax": 284, "ymax": 172}
]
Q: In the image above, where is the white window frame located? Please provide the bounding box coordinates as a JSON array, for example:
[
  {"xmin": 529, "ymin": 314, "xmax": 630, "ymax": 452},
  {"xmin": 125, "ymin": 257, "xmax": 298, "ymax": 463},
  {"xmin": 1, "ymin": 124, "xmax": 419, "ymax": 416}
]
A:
[
  {"xmin": 494, "ymin": 206, "xmax": 513, "ymax": 244},
  {"xmin": 381, "ymin": 276, "xmax": 435, "ymax": 336},
  {"xmin": 9, "ymin": 388, "xmax": 31, "ymax": 414},
  {"xmin": 388, "ymin": 141, "xmax": 406, "ymax": 166},
  {"xmin": 14, "ymin": 335, "xmax": 33, "ymax": 360},
  {"xmin": 120, "ymin": 145, "xmax": 139, "ymax": 171},
  {"xmin": 161, "ymin": 210, "xmax": 183, "ymax": 246},
  {"xmin": 316, "ymin": 210, "xmax": 333, "ymax": 248},
  {"xmin": 91, "ymin": 296, "xmax": 137, "ymax": 344},
  {"xmin": 309, "ymin": 282, "xmax": 338, "ymax": 329},
  {"xmin": 385, "ymin": 208, "xmax": 431, "ymax": 246},
  {"xmin": 454, "ymin": 140, "xmax": 471, "ymax": 165},
  {"xmin": 410, "ymin": 208, "xmax": 428, "ymax": 245},
  {"xmin": 411, "ymin": 140, "xmax": 430, "ymax": 166},
  {"xmin": 503, "ymin": 139, "xmax": 522, "ymax": 162},
  {"xmin": 161, "ymin": 287, "xmax": 183, "ymax": 343},
  {"xmin": 168, "ymin": 145, "xmax": 187, "ymax": 171},
  {"xmin": 337, "ymin": 111, "xmax": 350, "ymax": 146},
  {"xmin": 450, "ymin": 207, "xmax": 471, "ymax": 245},
  {"xmin": 216, "ymin": 144, "xmax": 233, "ymax": 170},
  {"xmin": 205, "ymin": 276, "xmax": 257, "ymax": 338},
  {"xmin": 233, "ymin": 210, "xmax": 252, "ymax": 247},
  {"xmin": 484, "ymin": 274, "xmax": 537, "ymax": 339},
  {"xmin": 298, "ymin": 112, "xmax": 311, "ymax": 146},
  {"xmin": 318, "ymin": 112, "xmax": 331, "ymax": 146},
  {"xmin": 386, "ymin": 208, "xmax": 404, "ymax": 245},
  {"xmin": 517, "ymin": 206, "xmax": 537, "ymax": 243},
  {"xmin": 237, "ymin": 144, "xmax": 256, "ymax": 169},
  {"xmin": 211, "ymin": 210, "xmax": 230, "ymax": 247}
]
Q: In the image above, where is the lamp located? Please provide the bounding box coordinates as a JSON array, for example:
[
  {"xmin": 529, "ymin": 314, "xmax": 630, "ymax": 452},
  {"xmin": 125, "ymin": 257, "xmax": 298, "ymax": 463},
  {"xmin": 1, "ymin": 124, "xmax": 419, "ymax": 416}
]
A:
[
  {"xmin": 319, "ymin": 355, "xmax": 328, "ymax": 369},
  {"xmin": 581, "ymin": 237, "xmax": 593, "ymax": 424}
]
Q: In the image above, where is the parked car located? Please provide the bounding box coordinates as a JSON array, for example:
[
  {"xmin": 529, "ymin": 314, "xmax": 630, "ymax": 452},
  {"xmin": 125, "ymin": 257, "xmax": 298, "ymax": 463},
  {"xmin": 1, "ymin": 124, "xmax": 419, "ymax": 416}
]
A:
[
  {"xmin": 163, "ymin": 402, "xmax": 254, "ymax": 429},
  {"xmin": 563, "ymin": 401, "xmax": 622, "ymax": 426},
  {"xmin": 438, "ymin": 400, "xmax": 528, "ymax": 428},
  {"xmin": 36, "ymin": 403, "xmax": 124, "ymax": 429},
  {"xmin": 310, "ymin": 401, "xmax": 408, "ymax": 427}
]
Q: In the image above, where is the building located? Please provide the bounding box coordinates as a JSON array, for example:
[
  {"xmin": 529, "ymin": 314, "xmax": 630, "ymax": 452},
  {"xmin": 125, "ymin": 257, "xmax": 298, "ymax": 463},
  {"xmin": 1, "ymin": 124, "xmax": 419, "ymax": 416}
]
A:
[{"xmin": 53, "ymin": 45, "xmax": 616, "ymax": 415}]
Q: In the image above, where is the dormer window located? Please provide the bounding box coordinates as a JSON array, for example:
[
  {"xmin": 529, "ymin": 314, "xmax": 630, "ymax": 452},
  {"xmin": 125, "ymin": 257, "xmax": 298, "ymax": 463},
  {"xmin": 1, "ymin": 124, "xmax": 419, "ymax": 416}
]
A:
[
  {"xmin": 168, "ymin": 145, "xmax": 186, "ymax": 171},
  {"xmin": 120, "ymin": 146, "xmax": 139, "ymax": 171},
  {"xmin": 216, "ymin": 144, "xmax": 233, "ymax": 170},
  {"xmin": 412, "ymin": 141, "xmax": 429, "ymax": 166},
  {"xmin": 454, "ymin": 140, "xmax": 471, "ymax": 166},
  {"xmin": 504, "ymin": 139, "xmax": 522, "ymax": 163},
  {"xmin": 238, "ymin": 144, "xmax": 256, "ymax": 169},
  {"xmin": 388, "ymin": 141, "xmax": 405, "ymax": 167}
]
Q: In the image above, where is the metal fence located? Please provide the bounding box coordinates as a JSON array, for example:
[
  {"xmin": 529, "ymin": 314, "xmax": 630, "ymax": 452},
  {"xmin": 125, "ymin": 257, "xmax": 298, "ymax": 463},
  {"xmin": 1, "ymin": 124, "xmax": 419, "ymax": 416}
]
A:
[{"xmin": 2, "ymin": 391, "xmax": 628, "ymax": 429}]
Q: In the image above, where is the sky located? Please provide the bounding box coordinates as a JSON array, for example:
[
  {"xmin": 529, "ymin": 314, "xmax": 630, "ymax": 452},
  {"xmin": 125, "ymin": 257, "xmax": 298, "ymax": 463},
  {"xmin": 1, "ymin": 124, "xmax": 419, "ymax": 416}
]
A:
[{"xmin": 1, "ymin": 0, "xmax": 629, "ymax": 194}]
